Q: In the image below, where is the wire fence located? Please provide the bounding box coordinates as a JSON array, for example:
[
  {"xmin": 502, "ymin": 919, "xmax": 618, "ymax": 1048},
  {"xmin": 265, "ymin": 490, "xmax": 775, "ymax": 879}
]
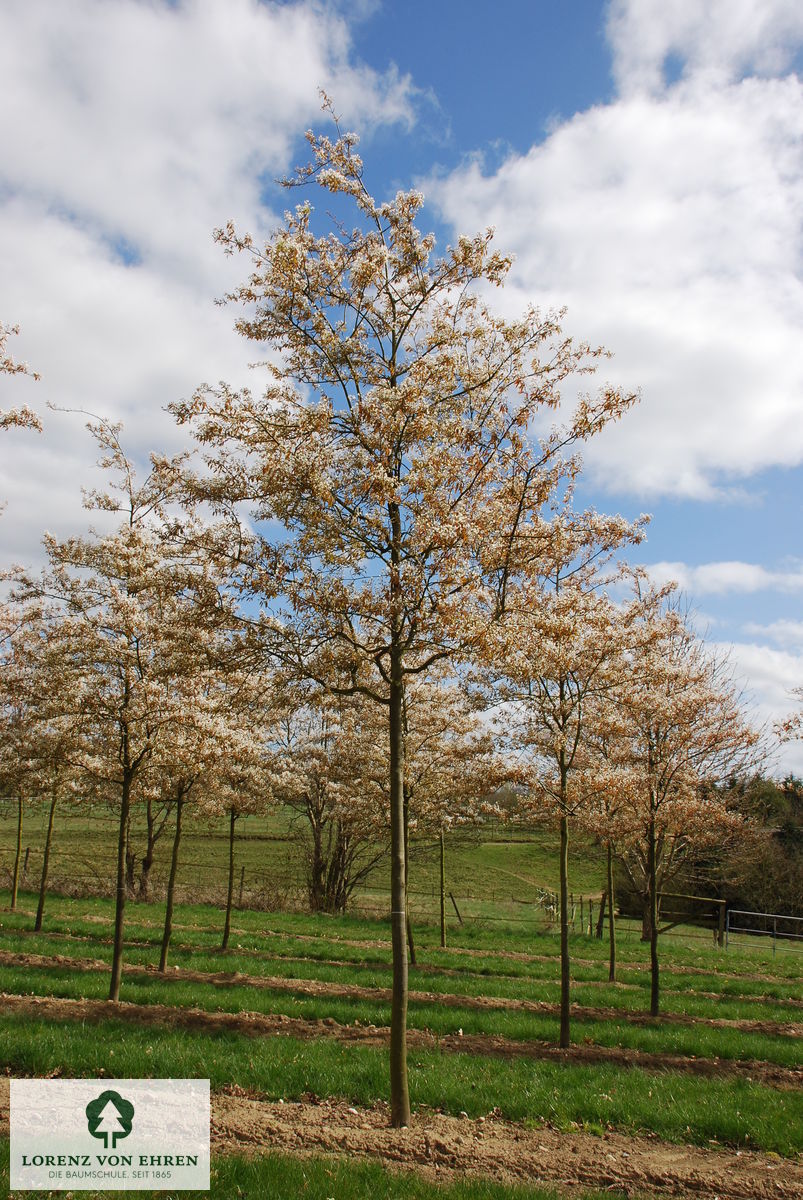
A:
[{"xmin": 2, "ymin": 802, "xmax": 800, "ymax": 957}]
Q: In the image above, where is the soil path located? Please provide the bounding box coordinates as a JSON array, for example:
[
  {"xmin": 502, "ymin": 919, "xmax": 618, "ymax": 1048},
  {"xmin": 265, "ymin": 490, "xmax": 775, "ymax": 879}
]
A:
[
  {"xmin": 1, "ymin": 950, "xmax": 799, "ymax": 1042},
  {"xmin": 2, "ymin": 991, "xmax": 800, "ymax": 1090},
  {"xmin": 0, "ymin": 1078, "xmax": 799, "ymax": 1200}
]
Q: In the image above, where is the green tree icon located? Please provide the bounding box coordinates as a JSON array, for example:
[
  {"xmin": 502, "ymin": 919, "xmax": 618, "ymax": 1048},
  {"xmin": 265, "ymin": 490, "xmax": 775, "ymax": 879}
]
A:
[{"xmin": 86, "ymin": 1090, "xmax": 135, "ymax": 1149}]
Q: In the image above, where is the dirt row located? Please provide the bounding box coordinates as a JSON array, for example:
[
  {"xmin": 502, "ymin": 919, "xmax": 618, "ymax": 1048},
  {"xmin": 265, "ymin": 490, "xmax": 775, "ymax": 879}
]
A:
[
  {"xmin": 2, "ymin": 989, "xmax": 800, "ymax": 1091},
  {"xmin": 1, "ymin": 1076, "xmax": 800, "ymax": 1200},
  {"xmin": 1, "ymin": 948, "xmax": 799, "ymax": 1042},
  {"xmin": 211, "ymin": 1089, "xmax": 803, "ymax": 1200}
]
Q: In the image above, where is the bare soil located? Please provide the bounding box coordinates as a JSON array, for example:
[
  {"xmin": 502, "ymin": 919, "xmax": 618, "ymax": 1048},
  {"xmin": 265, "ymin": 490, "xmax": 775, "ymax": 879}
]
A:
[
  {"xmin": 1, "ymin": 1077, "xmax": 800, "ymax": 1200},
  {"xmin": 2, "ymin": 989, "xmax": 800, "ymax": 1091},
  {"xmin": 1, "ymin": 949, "xmax": 799, "ymax": 1042}
]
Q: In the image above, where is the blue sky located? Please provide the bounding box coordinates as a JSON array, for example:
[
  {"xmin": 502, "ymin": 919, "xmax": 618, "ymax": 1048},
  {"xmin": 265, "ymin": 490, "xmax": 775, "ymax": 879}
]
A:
[{"xmin": 1, "ymin": 0, "xmax": 802, "ymax": 771}]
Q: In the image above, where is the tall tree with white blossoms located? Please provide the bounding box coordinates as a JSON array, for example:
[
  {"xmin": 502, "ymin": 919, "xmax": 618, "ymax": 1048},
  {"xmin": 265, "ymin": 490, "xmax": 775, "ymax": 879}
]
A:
[{"xmin": 174, "ymin": 107, "xmax": 638, "ymax": 1126}]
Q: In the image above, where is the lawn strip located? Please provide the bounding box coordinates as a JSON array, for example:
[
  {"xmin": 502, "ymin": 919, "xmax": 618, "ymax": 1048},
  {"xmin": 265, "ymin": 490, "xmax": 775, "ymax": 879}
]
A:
[
  {"xmin": 1, "ymin": 1027, "xmax": 802, "ymax": 1167},
  {"xmin": 3, "ymin": 961, "xmax": 800, "ymax": 1071},
  {"xmin": 1, "ymin": 991, "xmax": 800, "ymax": 1093},
  {"xmin": 2, "ymin": 949, "xmax": 798, "ymax": 1045}
]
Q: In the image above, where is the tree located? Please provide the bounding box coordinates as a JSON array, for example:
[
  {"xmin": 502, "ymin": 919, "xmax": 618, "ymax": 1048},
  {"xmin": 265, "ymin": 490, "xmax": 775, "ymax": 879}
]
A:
[
  {"xmin": 608, "ymin": 594, "xmax": 760, "ymax": 1015},
  {"xmin": 14, "ymin": 416, "xmax": 234, "ymax": 1001},
  {"xmin": 173, "ymin": 108, "xmax": 637, "ymax": 1125},
  {"xmin": 401, "ymin": 673, "xmax": 508, "ymax": 949},
  {"xmin": 491, "ymin": 519, "xmax": 642, "ymax": 1046},
  {"xmin": 0, "ymin": 321, "xmax": 41, "ymax": 431},
  {"xmin": 274, "ymin": 686, "xmax": 388, "ymax": 914}
]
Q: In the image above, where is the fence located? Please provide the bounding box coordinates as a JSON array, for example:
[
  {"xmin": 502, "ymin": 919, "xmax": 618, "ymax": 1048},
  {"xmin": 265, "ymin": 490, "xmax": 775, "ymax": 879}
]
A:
[{"xmin": 726, "ymin": 908, "xmax": 803, "ymax": 956}]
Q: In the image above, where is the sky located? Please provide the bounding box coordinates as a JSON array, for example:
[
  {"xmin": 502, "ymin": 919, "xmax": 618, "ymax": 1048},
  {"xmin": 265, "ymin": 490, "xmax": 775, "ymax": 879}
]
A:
[{"xmin": 1, "ymin": 0, "xmax": 802, "ymax": 773}]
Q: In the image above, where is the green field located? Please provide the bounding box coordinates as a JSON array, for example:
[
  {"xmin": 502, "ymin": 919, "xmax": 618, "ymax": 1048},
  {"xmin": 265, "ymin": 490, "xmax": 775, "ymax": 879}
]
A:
[
  {"xmin": 2, "ymin": 801, "xmax": 801, "ymax": 1199},
  {"xmin": 1, "ymin": 884, "xmax": 802, "ymax": 1199}
]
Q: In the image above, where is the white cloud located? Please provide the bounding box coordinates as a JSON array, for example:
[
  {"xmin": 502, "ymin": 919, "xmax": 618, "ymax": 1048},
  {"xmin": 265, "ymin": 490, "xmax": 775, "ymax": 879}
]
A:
[
  {"xmin": 645, "ymin": 560, "xmax": 803, "ymax": 595},
  {"xmin": 0, "ymin": 0, "xmax": 414, "ymax": 562},
  {"xmin": 715, "ymin": 639, "xmax": 803, "ymax": 776},
  {"xmin": 427, "ymin": 6, "xmax": 803, "ymax": 500},
  {"xmin": 743, "ymin": 619, "xmax": 803, "ymax": 647},
  {"xmin": 607, "ymin": 0, "xmax": 803, "ymax": 95}
]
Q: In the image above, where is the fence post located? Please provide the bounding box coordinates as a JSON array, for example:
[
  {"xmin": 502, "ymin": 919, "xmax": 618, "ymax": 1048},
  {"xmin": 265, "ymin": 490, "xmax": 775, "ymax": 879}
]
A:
[
  {"xmin": 588, "ymin": 899, "xmax": 593, "ymax": 937},
  {"xmin": 717, "ymin": 902, "xmax": 725, "ymax": 949},
  {"xmin": 773, "ymin": 916, "xmax": 777, "ymax": 958},
  {"xmin": 725, "ymin": 907, "xmax": 729, "ymax": 950}
]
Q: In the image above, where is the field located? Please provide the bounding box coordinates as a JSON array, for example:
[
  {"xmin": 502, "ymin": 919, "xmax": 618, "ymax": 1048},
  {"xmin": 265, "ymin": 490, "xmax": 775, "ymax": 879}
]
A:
[{"xmin": 1, "ymin": 841, "xmax": 802, "ymax": 1200}]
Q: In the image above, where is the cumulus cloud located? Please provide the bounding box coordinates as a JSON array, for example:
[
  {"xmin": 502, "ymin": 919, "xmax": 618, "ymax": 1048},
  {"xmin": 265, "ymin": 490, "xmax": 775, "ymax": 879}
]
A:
[
  {"xmin": 743, "ymin": 619, "xmax": 803, "ymax": 647},
  {"xmin": 428, "ymin": 2, "xmax": 803, "ymax": 500},
  {"xmin": 646, "ymin": 560, "xmax": 803, "ymax": 595},
  {"xmin": 715, "ymin": 639, "xmax": 803, "ymax": 775},
  {"xmin": 0, "ymin": 0, "xmax": 414, "ymax": 561},
  {"xmin": 607, "ymin": 0, "xmax": 803, "ymax": 95}
]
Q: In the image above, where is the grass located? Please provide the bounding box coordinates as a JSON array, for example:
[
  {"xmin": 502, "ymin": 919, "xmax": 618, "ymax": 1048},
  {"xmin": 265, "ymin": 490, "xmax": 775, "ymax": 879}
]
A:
[
  {"xmin": 1, "ymin": 886, "xmax": 801, "ymax": 1185},
  {"xmin": 1, "ymin": 1013, "xmax": 801, "ymax": 1155},
  {"xmin": 1, "ymin": 956, "xmax": 800, "ymax": 1069},
  {"xmin": 0, "ymin": 799, "xmax": 612, "ymax": 914},
  {"xmin": 0, "ymin": 1138, "xmax": 625, "ymax": 1200}
]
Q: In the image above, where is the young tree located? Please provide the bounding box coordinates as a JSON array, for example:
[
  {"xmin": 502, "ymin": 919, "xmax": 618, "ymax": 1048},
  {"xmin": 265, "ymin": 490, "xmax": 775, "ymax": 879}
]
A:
[
  {"xmin": 14, "ymin": 417, "xmax": 234, "ymax": 1001},
  {"xmin": 401, "ymin": 674, "xmax": 508, "ymax": 949},
  {"xmin": 274, "ymin": 686, "xmax": 388, "ymax": 915},
  {"xmin": 488, "ymin": 517, "xmax": 642, "ymax": 1046},
  {"xmin": 173, "ymin": 111, "xmax": 637, "ymax": 1125},
  {"xmin": 609, "ymin": 595, "xmax": 760, "ymax": 1015}
]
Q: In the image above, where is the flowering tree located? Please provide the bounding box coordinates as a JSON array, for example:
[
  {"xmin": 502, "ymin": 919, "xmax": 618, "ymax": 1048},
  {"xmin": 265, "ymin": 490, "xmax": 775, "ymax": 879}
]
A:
[
  {"xmin": 0, "ymin": 598, "xmax": 86, "ymax": 925},
  {"xmin": 273, "ymin": 685, "xmax": 388, "ymax": 915},
  {"xmin": 492, "ymin": 518, "xmax": 643, "ymax": 1046},
  {"xmin": 173, "ymin": 109, "xmax": 637, "ymax": 1125},
  {"xmin": 608, "ymin": 594, "xmax": 760, "ymax": 1015},
  {"xmin": 402, "ymin": 674, "xmax": 508, "ymax": 949},
  {"xmin": 0, "ymin": 321, "xmax": 41, "ymax": 432},
  {"xmin": 14, "ymin": 417, "xmax": 235, "ymax": 1001}
]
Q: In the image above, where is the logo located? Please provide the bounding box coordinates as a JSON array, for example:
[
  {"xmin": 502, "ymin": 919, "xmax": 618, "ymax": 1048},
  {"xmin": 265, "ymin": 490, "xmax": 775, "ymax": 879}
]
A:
[
  {"xmin": 11, "ymin": 1078, "xmax": 210, "ymax": 1190},
  {"xmin": 86, "ymin": 1090, "xmax": 135, "ymax": 1149}
]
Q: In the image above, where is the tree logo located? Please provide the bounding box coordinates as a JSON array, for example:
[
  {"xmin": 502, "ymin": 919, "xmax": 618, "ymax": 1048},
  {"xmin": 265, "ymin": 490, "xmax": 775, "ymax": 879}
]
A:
[{"xmin": 85, "ymin": 1090, "xmax": 135, "ymax": 1149}]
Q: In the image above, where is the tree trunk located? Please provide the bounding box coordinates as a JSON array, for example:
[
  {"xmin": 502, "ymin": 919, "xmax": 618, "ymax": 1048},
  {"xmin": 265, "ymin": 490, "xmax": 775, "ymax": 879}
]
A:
[
  {"xmin": 607, "ymin": 843, "xmax": 616, "ymax": 983},
  {"xmin": 389, "ymin": 646, "xmax": 410, "ymax": 1127},
  {"xmin": 439, "ymin": 827, "xmax": 446, "ymax": 949},
  {"xmin": 403, "ymin": 787, "xmax": 416, "ymax": 967},
  {"xmin": 109, "ymin": 769, "xmax": 133, "ymax": 1002},
  {"xmin": 221, "ymin": 809, "xmax": 237, "ymax": 951},
  {"xmin": 34, "ymin": 790, "xmax": 57, "ymax": 932},
  {"xmin": 641, "ymin": 903, "xmax": 651, "ymax": 942},
  {"xmin": 559, "ymin": 810, "xmax": 571, "ymax": 1048},
  {"xmin": 159, "ymin": 795, "xmax": 183, "ymax": 972},
  {"xmin": 647, "ymin": 817, "xmax": 659, "ymax": 1016},
  {"xmin": 138, "ymin": 798, "xmax": 156, "ymax": 900},
  {"xmin": 10, "ymin": 794, "xmax": 23, "ymax": 910},
  {"xmin": 596, "ymin": 889, "xmax": 606, "ymax": 939}
]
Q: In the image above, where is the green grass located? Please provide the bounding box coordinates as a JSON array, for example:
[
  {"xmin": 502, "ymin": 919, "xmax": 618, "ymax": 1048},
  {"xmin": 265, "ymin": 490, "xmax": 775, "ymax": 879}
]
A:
[
  {"xmin": 2, "ymin": 1013, "xmax": 801, "ymax": 1156},
  {"xmin": 0, "ymin": 1138, "xmax": 625, "ymax": 1200},
  {"xmin": 1, "ymin": 957, "xmax": 800, "ymax": 1071}
]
